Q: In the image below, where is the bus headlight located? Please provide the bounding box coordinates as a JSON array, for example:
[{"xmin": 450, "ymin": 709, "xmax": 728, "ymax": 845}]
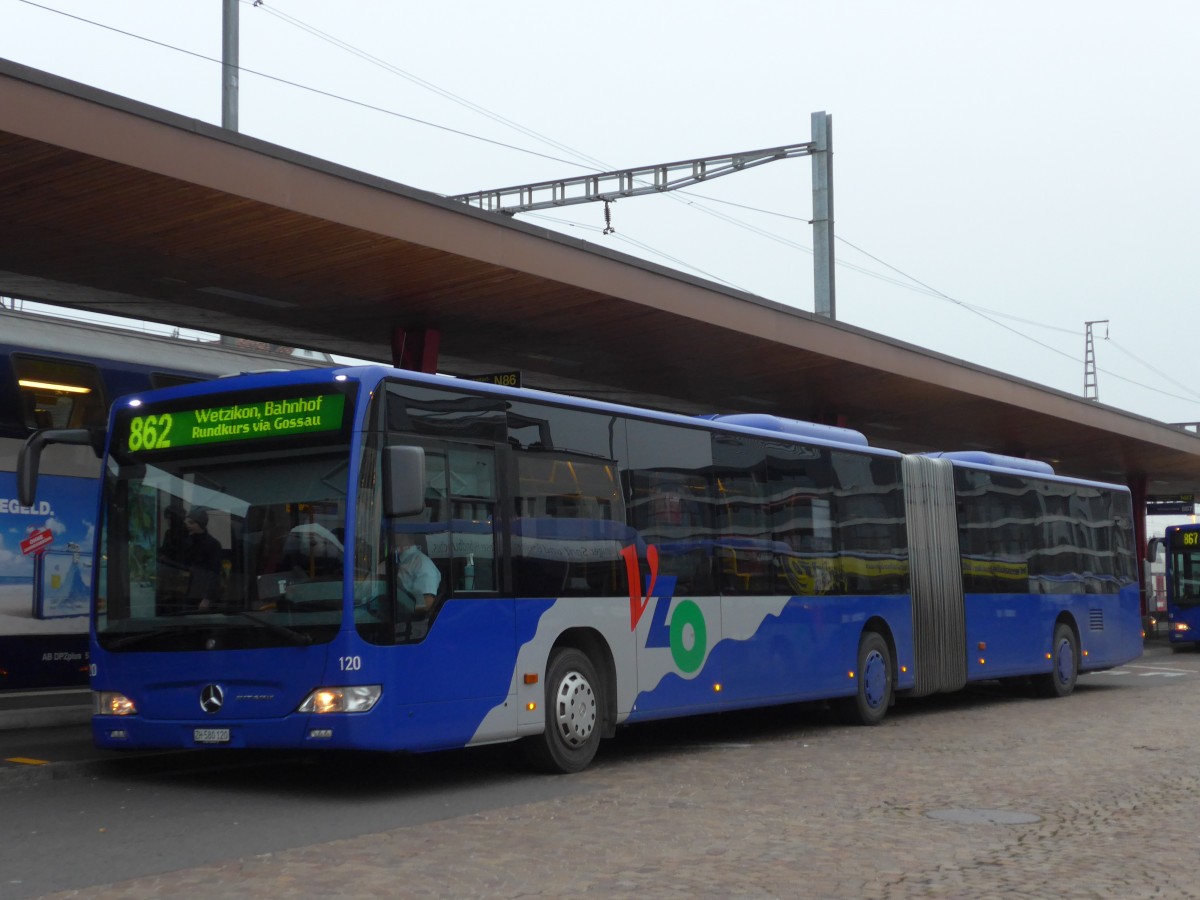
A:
[
  {"xmin": 94, "ymin": 691, "xmax": 137, "ymax": 716},
  {"xmin": 297, "ymin": 685, "xmax": 381, "ymax": 714}
]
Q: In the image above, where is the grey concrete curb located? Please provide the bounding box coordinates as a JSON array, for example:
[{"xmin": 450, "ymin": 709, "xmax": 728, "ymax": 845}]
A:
[{"xmin": 0, "ymin": 705, "xmax": 91, "ymax": 732}]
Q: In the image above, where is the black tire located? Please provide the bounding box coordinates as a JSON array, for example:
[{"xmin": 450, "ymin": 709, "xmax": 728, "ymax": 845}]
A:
[
  {"xmin": 1035, "ymin": 622, "xmax": 1078, "ymax": 698},
  {"xmin": 522, "ymin": 648, "xmax": 602, "ymax": 774},
  {"xmin": 842, "ymin": 631, "xmax": 892, "ymax": 726}
]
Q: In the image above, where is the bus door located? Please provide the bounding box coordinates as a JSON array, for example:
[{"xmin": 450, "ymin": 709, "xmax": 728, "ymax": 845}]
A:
[{"xmin": 625, "ymin": 419, "xmax": 724, "ymax": 717}]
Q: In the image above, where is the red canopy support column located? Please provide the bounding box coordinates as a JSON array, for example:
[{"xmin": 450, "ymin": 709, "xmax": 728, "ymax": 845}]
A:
[{"xmin": 391, "ymin": 326, "xmax": 441, "ymax": 373}]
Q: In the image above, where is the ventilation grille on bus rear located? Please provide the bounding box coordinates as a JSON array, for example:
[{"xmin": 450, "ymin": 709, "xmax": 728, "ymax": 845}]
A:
[{"xmin": 1089, "ymin": 608, "xmax": 1105, "ymax": 632}]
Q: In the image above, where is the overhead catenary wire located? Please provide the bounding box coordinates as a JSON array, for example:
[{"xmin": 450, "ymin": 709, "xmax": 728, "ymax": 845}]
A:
[
  {"xmin": 1106, "ymin": 338, "xmax": 1200, "ymax": 404},
  {"xmin": 13, "ymin": 0, "xmax": 592, "ymax": 170},
  {"xmin": 249, "ymin": 1, "xmax": 613, "ymax": 173},
  {"xmin": 526, "ymin": 212, "xmax": 748, "ymax": 291},
  {"xmin": 11, "ymin": 0, "xmax": 1199, "ymax": 415}
]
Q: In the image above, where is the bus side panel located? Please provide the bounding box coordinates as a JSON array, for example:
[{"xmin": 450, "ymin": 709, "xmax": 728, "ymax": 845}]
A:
[
  {"xmin": 715, "ymin": 593, "xmax": 914, "ymax": 708},
  {"xmin": 963, "ymin": 593, "xmax": 1057, "ymax": 679},
  {"xmin": 373, "ymin": 596, "xmax": 524, "ymax": 751},
  {"xmin": 631, "ymin": 593, "xmax": 725, "ymax": 718},
  {"xmin": 336, "ymin": 600, "xmax": 523, "ymax": 753},
  {"xmin": 1082, "ymin": 582, "xmax": 1143, "ymax": 668},
  {"xmin": 627, "ymin": 593, "xmax": 915, "ymax": 722},
  {"xmin": 505, "ymin": 595, "xmax": 636, "ymax": 738},
  {"xmin": 963, "ymin": 585, "xmax": 1142, "ymax": 681}
]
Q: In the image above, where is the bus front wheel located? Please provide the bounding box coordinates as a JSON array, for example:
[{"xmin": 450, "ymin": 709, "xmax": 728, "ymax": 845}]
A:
[
  {"xmin": 522, "ymin": 647, "xmax": 602, "ymax": 774},
  {"xmin": 842, "ymin": 631, "xmax": 892, "ymax": 726},
  {"xmin": 1035, "ymin": 622, "xmax": 1078, "ymax": 698}
]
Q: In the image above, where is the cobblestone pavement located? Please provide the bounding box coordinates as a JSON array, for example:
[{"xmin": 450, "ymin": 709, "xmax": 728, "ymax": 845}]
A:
[{"xmin": 36, "ymin": 647, "xmax": 1200, "ymax": 899}]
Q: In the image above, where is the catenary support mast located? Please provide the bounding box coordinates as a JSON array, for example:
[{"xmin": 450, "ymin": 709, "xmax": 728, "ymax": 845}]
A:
[
  {"xmin": 221, "ymin": 0, "xmax": 239, "ymax": 131},
  {"xmin": 450, "ymin": 112, "xmax": 837, "ymax": 318}
]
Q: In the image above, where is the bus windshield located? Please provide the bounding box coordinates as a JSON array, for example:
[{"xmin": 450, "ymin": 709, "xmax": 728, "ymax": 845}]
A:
[
  {"xmin": 96, "ymin": 388, "xmax": 354, "ymax": 651},
  {"xmin": 1169, "ymin": 528, "xmax": 1200, "ymax": 608}
]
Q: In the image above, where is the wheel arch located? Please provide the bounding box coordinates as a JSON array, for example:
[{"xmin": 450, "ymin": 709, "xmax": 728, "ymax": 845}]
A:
[
  {"xmin": 862, "ymin": 615, "xmax": 898, "ymax": 680},
  {"xmin": 551, "ymin": 627, "xmax": 617, "ymax": 739},
  {"xmin": 1053, "ymin": 611, "xmax": 1082, "ymax": 660}
]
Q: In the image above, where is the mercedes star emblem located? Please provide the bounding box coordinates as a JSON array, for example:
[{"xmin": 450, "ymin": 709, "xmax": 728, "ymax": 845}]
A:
[{"xmin": 200, "ymin": 684, "xmax": 224, "ymax": 714}]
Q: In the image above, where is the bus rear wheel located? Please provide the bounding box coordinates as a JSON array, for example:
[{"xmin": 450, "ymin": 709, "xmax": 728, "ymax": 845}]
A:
[
  {"xmin": 1035, "ymin": 622, "xmax": 1078, "ymax": 698},
  {"xmin": 522, "ymin": 647, "xmax": 602, "ymax": 774},
  {"xmin": 841, "ymin": 631, "xmax": 892, "ymax": 726}
]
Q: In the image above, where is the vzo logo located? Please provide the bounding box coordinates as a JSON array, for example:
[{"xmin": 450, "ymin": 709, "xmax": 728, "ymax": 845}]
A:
[{"xmin": 621, "ymin": 545, "xmax": 707, "ymax": 674}]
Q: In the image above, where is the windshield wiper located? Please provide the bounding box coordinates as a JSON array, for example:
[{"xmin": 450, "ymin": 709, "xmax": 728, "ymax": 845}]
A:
[
  {"xmin": 108, "ymin": 610, "xmax": 312, "ymax": 649},
  {"xmin": 219, "ymin": 609, "xmax": 312, "ymax": 645},
  {"xmin": 108, "ymin": 627, "xmax": 184, "ymax": 651},
  {"xmin": 105, "ymin": 607, "xmax": 221, "ymax": 649}
]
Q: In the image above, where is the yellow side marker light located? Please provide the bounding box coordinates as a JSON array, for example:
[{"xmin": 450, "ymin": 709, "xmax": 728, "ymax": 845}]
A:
[
  {"xmin": 523, "ymin": 673, "xmax": 539, "ymax": 685},
  {"xmin": 6, "ymin": 757, "xmax": 49, "ymax": 766},
  {"xmin": 978, "ymin": 658, "xmax": 986, "ymax": 665},
  {"xmin": 713, "ymin": 683, "xmax": 723, "ymax": 693},
  {"xmin": 526, "ymin": 702, "xmax": 537, "ymax": 712}
]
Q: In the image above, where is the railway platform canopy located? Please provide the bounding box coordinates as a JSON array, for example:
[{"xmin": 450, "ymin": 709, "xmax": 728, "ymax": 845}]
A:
[{"xmin": 1, "ymin": 57, "xmax": 1199, "ymax": 503}]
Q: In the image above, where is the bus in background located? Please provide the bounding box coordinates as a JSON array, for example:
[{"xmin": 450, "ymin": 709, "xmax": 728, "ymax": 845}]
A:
[
  {"xmin": 0, "ymin": 307, "xmax": 328, "ymax": 691},
  {"xmin": 1156, "ymin": 523, "xmax": 1200, "ymax": 646},
  {"xmin": 19, "ymin": 364, "xmax": 1142, "ymax": 772}
]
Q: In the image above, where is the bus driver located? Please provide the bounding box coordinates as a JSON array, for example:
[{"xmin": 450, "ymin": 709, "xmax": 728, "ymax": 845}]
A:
[{"xmin": 395, "ymin": 532, "xmax": 441, "ymax": 617}]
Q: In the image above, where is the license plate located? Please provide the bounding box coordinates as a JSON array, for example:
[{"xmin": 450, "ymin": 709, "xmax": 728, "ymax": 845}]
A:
[{"xmin": 194, "ymin": 728, "xmax": 231, "ymax": 744}]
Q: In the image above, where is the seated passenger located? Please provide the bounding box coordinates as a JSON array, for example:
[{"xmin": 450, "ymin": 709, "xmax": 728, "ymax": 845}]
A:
[{"xmin": 281, "ymin": 523, "xmax": 344, "ymax": 580}]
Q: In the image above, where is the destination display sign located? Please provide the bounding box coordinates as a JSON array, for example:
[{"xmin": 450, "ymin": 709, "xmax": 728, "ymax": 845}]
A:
[
  {"xmin": 461, "ymin": 370, "xmax": 522, "ymax": 388},
  {"xmin": 1148, "ymin": 493, "xmax": 1196, "ymax": 516},
  {"xmin": 1171, "ymin": 529, "xmax": 1200, "ymax": 549},
  {"xmin": 123, "ymin": 393, "xmax": 346, "ymax": 454}
]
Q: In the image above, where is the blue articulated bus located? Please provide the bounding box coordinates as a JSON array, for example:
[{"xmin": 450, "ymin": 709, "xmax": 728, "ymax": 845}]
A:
[
  {"xmin": 1159, "ymin": 524, "xmax": 1200, "ymax": 645},
  {"xmin": 0, "ymin": 308, "xmax": 326, "ymax": 690},
  {"xmin": 19, "ymin": 364, "xmax": 1143, "ymax": 772}
]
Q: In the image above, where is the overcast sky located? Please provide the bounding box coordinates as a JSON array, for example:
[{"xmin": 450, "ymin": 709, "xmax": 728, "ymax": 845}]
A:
[{"xmin": 3, "ymin": 0, "xmax": 1199, "ymax": 433}]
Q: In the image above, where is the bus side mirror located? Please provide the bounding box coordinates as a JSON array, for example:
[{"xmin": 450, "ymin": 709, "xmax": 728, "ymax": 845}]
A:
[
  {"xmin": 18, "ymin": 428, "xmax": 104, "ymax": 507},
  {"xmin": 383, "ymin": 445, "xmax": 426, "ymax": 518},
  {"xmin": 1147, "ymin": 537, "xmax": 1163, "ymax": 564}
]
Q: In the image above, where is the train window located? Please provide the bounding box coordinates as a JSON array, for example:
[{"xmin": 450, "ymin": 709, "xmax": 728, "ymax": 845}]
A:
[{"xmin": 13, "ymin": 355, "xmax": 107, "ymax": 429}]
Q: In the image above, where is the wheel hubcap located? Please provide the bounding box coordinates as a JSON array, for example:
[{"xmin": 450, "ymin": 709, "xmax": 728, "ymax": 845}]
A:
[
  {"xmin": 554, "ymin": 671, "xmax": 596, "ymax": 747},
  {"xmin": 863, "ymin": 649, "xmax": 887, "ymax": 709},
  {"xmin": 1055, "ymin": 639, "xmax": 1073, "ymax": 684}
]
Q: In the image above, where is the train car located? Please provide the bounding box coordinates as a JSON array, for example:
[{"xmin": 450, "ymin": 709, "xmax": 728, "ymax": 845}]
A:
[{"xmin": 0, "ymin": 307, "xmax": 329, "ymax": 690}]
